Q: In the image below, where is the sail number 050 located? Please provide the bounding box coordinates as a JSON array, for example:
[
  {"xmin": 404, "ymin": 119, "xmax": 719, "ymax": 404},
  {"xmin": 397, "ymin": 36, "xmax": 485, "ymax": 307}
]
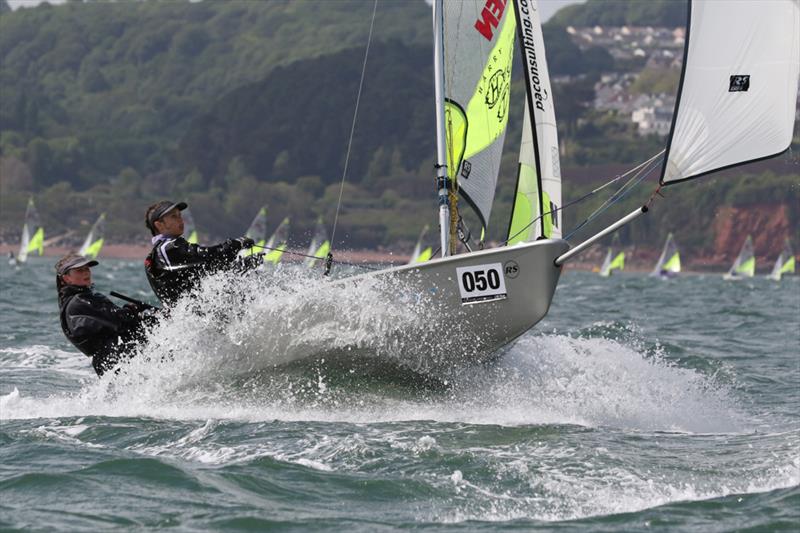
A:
[
  {"xmin": 455, "ymin": 262, "xmax": 507, "ymax": 304},
  {"xmin": 461, "ymin": 269, "xmax": 501, "ymax": 292}
]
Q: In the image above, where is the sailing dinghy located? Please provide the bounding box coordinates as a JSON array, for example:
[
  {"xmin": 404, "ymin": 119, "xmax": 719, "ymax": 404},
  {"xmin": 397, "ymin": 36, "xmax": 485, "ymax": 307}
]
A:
[
  {"xmin": 16, "ymin": 197, "xmax": 45, "ymax": 264},
  {"xmin": 651, "ymin": 233, "xmax": 681, "ymax": 278},
  {"xmin": 723, "ymin": 235, "xmax": 755, "ymax": 280},
  {"xmin": 264, "ymin": 217, "xmax": 290, "ymax": 265},
  {"xmin": 78, "ymin": 213, "xmax": 106, "ymax": 259},
  {"xmin": 768, "ymin": 239, "xmax": 795, "ymax": 281},
  {"xmin": 240, "ymin": 206, "xmax": 268, "ymax": 258},
  {"xmin": 599, "ymin": 235, "xmax": 625, "ymax": 277},
  {"xmin": 408, "ymin": 225, "xmax": 433, "ymax": 264},
  {"xmin": 304, "ymin": 217, "xmax": 330, "ymax": 267},
  {"xmin": 182, "ymin": 208, "xmax": 199, "ymax": 244},
  {"xmin": 253, "ymin": 0, "xmax": 798, "ymax": 370}
]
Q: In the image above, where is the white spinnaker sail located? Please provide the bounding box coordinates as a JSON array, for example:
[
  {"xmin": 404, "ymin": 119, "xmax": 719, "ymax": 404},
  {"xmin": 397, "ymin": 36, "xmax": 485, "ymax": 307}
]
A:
[
  {"xmin": 727, "ymin": 235, "xmax": 755, "ymax": 278},
  {"xmin": 508, "ymin": 0, "xmax": 562, "ymax": 243},
  {"xmin": 652, "ymin": 233, "xmax": 681, "ymax": 276},
  {"xmin": 17, "ymin": 197, "xmax": 44, "ymax": 263},
  {"xmin": 78, "ymin": 213, "xmax": 106, "ymax": 259},
  {"xmin": 661, "ymin": 0, "xmax": 800, "ymax": 184},
  {"xmin": 442, "ymin": 0, "xmax": 515, "ymax": 230}
]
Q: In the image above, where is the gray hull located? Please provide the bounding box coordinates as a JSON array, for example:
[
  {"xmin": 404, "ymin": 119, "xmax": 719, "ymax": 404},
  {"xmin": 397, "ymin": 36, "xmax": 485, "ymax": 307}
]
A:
[{"xmin": 342, "ymin": 239, "xmax": 570, "ymax": 373}]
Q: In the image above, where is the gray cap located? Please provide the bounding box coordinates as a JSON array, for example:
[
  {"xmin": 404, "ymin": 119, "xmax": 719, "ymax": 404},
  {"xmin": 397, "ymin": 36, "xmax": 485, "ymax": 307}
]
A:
[
  {"xmin": 146, "ymin": 200, "xmax": 188, "ymax": 231},
  {"xmin": 55, "ymin": 253, "xmax": 99, "ymax": 276}
]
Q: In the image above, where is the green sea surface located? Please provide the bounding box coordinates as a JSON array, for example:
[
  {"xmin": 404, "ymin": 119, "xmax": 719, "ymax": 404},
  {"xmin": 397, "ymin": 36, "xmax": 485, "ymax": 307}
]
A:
[{"xmin": 1, "ymin": 258, "xmax": 798, "ymax": 531}]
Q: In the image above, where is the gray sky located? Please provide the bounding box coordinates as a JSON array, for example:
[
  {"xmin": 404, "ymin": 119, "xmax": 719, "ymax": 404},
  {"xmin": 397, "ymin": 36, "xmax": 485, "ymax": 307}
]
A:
[{"xmin": 8, "ymin": 0, "xmax": 585, "ymax": 22}]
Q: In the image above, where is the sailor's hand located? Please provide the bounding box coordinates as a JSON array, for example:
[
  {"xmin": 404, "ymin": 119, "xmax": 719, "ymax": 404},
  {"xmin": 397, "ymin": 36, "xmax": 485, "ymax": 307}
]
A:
[{"xmin": 236, "ymin": 236, "xmax": 256, "ymax": 249}]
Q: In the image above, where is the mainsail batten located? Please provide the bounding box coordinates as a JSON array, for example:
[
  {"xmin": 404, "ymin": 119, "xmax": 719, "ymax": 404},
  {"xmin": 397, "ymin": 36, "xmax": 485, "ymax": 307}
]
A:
[{"xmin": 661, "ymin": 0, "xmax": 800, "ymax": 185}]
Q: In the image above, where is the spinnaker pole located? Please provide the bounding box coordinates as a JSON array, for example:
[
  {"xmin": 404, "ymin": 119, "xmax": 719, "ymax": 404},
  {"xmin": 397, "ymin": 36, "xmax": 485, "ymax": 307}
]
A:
[{"xmin": 432, "ymin": 0, "xmax": 450, "ymax": 258}]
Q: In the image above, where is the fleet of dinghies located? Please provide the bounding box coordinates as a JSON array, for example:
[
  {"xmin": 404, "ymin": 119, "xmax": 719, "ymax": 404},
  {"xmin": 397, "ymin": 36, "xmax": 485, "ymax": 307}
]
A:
[{"xmin": 6, "ymin": 0, "xmax": 799, "ymax": 368}]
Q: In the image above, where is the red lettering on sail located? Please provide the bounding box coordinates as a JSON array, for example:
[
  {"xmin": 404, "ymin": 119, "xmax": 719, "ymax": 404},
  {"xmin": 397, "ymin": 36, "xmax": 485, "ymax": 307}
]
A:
[{"xmin": 474, "ymin": 0, "xmax": 506, "ymax": 41}]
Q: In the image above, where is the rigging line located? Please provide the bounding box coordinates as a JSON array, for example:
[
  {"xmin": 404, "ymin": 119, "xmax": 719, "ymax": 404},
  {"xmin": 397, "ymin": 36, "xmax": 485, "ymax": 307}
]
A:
[
  {"xmin": 563, "ymin": 155, "xmax": 663, "ymax": 241},
  {"xmin": 329, "ymin": 0, "xmax": 378, "ymax": 252},
  {"xmin": 502, "ymin": 150, "xmax": 664, "ymax": 245},
  {"xmin": 250, "ymin": 244, "xmax": 380, "ymax": 271}
]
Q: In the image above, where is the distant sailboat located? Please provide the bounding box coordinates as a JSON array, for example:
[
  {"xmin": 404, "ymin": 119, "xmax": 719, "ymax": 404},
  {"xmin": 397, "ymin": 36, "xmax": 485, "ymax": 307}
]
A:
[
  {"xmin": 182, "ymin": 208, "xmax": 199, "ymax": 244},
  {"xmin": 264, "ymin": 217, "xmax": 290, "ymax": 264},
  {"xmin": 304, "ymin": 217, "xmax": 330, "ymax": 267},
  {"xmin": 78, "ymin": 213, "xmax": 106, "ymax": 259},
  {"xmin": 408, "ymin": 225, "xmax": 433, "ymax": 264},
  {"xmin": 651, "ymin": 233, "xmax": 680, "ymax": 278},
  {"xmin": 768, "ymin": 239, "xmax": 795, "ymax": 281},
  {"xmin": 240, "ymin": 206, "xmax": 268, "ymax": 258},
  {"xmin": 724, "ymin": 235, "xmax": 755, "ymax": 280},
  {"xmin": 599, "ymin": 235, "xmax": 625, "ymax": 277},
  {"xmin": 17, "ymin": 197, "xmax": 44, "ymax": 263}
]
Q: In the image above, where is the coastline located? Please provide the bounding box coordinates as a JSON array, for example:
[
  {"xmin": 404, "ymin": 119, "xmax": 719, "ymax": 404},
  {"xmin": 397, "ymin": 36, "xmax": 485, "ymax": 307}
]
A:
[{"xmin": 0, "ymin": 242, "xmax": 744, "ymax": 273}]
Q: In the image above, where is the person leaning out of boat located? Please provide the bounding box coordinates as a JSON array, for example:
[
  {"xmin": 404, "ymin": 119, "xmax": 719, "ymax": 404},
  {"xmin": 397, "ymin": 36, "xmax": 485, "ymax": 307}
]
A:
[
  {"xmin": 144, "ymin": 200, "xmax": 258, "ymax": 306},
  {"xmin": 56, "ymin": 253, "xmax": 153, "ymax": 376}
]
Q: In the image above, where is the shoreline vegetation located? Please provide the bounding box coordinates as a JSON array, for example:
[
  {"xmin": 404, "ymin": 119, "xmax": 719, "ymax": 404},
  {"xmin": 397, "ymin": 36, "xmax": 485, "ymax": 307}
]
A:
[
  {"xmin": 0, "ymin": 0, "xmax": 797, "ymax": 265},
  {"xmin": 0, "ymin": 242, "xmax": 782, "ymax": 275}
]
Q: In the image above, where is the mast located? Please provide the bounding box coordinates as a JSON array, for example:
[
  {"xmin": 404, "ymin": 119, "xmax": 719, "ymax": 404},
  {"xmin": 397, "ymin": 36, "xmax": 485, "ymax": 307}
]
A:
[{"xmin": 432, "ymin": 0, "xmax": 449, "ymax": 258}]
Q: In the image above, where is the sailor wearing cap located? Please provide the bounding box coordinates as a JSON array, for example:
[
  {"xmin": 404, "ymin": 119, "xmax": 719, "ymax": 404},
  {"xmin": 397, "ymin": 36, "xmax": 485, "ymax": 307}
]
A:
[
  {"xmin": 144, "ymin": 200, "xmax": 257, "ymax": 306},
  {"xmin": 56, "ymin": 253, "xmax": 151, "ymax": 376}
]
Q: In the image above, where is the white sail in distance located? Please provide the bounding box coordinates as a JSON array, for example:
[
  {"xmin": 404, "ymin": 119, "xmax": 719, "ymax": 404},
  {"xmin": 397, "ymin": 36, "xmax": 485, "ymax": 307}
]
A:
[
  {"xmin": 264, "ymin": 217, "xmax": 290, "ymax": 264},
  {"xmin": 725, "ymin": 235, "xmax": 755, "ymax": 279},
  {"xmin": 660, "ymin": 0, "xmax": 800, "ymax": 185},
  {"xmin": 182, "ymin": 208, "xmax": 199, "ymax": 244},
  {"xmin": 442, "ymin": 0, "xmax": 515, "ymax": 231},
  {"xmin": 17, "ymin": 197, "xmax": 44, "ymax": 263},
  {"xmin": 408, "ymin": 224, "xmax": 433, "ymax": 264},
  {"xmin": 78, "ymin": 213, "xmax": 106, "ymax": 259},
  {"xmin": 599, "ymin": 235, "xmax": 624, "ymax": 277},
  {"xmin": 240, "ymin": 206, "xmax": 268, "ymax": 258},
  {"xmin": 304, "ymin": 217, "xmax": 330, "ymax": 267},
  {"xmin": 508, "ymin": 0, "xmax": 562, "ymax": 244},
  {"xmin": 769, "ymin": 238, "xmax": 795, "ymax": 280},
  {"xmin": 651, "ymin": 233, "xmax": 681, "ymax": 277}
]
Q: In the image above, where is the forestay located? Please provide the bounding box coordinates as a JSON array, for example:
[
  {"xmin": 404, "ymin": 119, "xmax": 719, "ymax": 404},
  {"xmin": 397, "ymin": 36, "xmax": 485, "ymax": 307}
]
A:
[
  {"xmin": 79, "ymin": 213, "xmax": 106, "ymax": 259},
  {"xmin": 660, "ymin": 0, "xmax": 800, "ymax": 184},
  {"xmin": 508, "ymin": 0, "xmax": 562, "ymax": 243}
]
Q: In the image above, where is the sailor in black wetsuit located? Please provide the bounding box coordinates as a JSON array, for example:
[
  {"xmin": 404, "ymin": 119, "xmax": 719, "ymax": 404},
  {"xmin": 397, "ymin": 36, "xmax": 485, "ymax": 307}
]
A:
[
  {"xmin": 56, "ymin": 253, "xmax": 152, "ymax": 376},
  {"xmin": 144, "ymin": 200, "xmax": 257, "ymax": 306}
]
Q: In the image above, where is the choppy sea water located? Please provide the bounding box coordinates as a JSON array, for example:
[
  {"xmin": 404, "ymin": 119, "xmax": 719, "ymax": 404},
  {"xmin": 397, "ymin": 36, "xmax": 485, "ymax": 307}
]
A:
[{"xmin": 1, "ymin": 257, "xmax": 798, "ymax": 531}]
